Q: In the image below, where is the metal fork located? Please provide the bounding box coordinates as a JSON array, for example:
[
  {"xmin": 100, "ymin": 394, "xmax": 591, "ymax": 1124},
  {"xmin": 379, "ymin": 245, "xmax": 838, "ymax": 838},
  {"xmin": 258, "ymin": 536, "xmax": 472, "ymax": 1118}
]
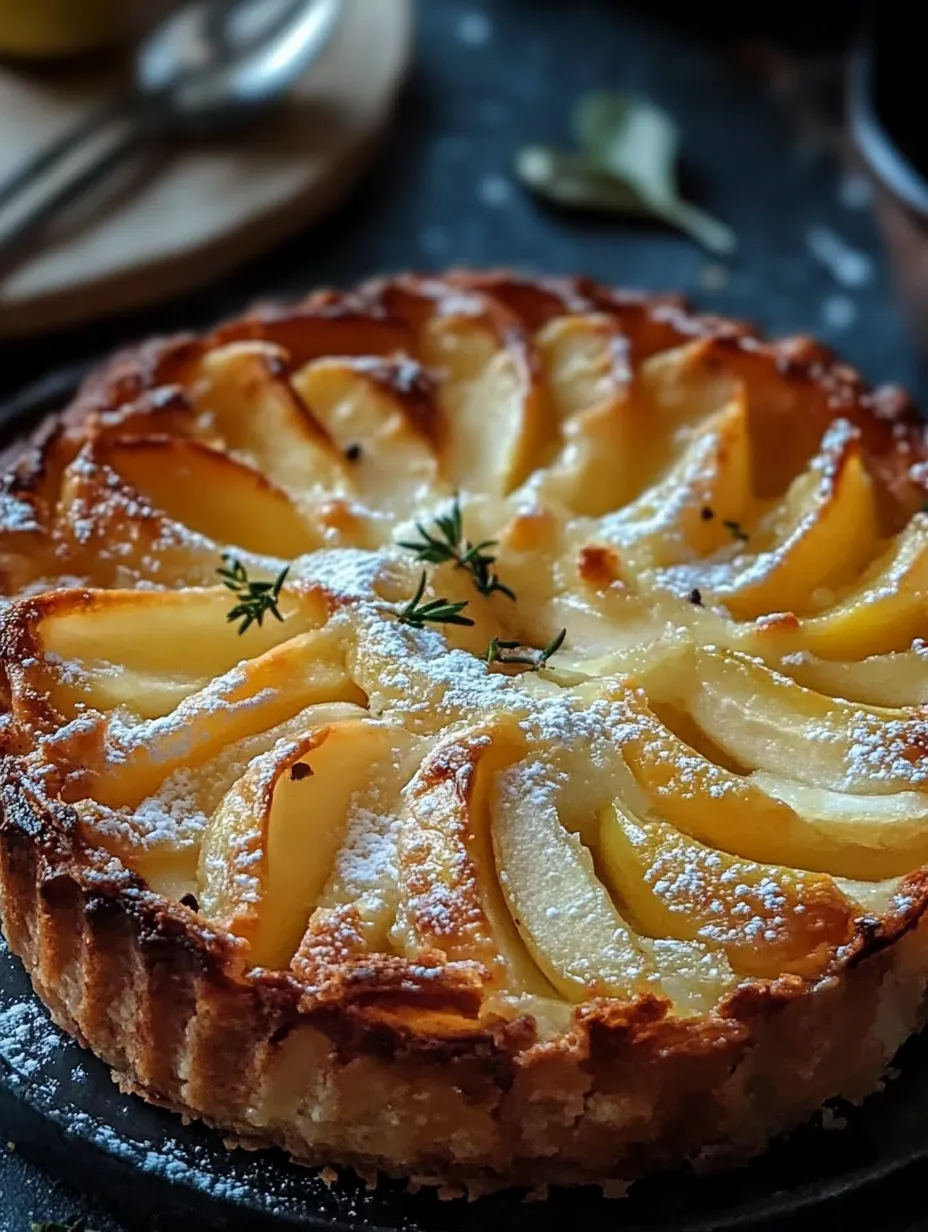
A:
[{"xmin": 0, "ymin": 0, "xmax": 343, "ymax": 271}]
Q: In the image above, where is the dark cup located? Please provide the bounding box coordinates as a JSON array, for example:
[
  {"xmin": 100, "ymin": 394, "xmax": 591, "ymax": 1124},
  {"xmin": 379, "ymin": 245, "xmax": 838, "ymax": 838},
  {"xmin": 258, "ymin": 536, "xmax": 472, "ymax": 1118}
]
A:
[{"xmin": 849, "ymin": 3, "xmax": 928, "ymax": 362}]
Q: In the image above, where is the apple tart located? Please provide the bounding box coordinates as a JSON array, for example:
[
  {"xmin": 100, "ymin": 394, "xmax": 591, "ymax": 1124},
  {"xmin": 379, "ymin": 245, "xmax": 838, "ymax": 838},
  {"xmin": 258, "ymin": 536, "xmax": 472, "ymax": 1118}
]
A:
[{"xmin": 3, "ymin": 271, "xmax": 928, "ymax": 1195}]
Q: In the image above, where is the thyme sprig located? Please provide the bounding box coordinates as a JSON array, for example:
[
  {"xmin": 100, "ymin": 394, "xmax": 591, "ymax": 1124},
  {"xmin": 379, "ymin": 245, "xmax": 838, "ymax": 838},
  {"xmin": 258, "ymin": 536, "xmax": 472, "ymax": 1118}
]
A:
[
  {"xmin": 486, "ymin": 628, "xmax": 566, "ymax": 671},
  {"xmin": 397, "ymin": 495, "xmax": 515, "ymax": 600},
  {"xmin": 217, "ymin": 555, "xmax": 289, "ymax": 635},
  {"xmin": 397, "ymin": 571, "xmax": 475, "ymax": 629}
]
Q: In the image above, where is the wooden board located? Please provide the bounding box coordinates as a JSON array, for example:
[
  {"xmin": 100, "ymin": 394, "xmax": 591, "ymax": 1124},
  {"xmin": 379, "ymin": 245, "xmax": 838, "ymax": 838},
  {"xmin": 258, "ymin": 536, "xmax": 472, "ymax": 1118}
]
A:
[{"xmin": 0, "ymin": 0, "xmax": 412, "ymax": 336}]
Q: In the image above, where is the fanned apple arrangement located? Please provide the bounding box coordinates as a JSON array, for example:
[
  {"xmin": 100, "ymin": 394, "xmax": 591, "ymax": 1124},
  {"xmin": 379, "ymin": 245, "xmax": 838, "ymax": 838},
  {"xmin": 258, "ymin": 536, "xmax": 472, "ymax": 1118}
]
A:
[{"xmin": 2, "ymin": 272, "xmax": 928, "ymax": 1195}]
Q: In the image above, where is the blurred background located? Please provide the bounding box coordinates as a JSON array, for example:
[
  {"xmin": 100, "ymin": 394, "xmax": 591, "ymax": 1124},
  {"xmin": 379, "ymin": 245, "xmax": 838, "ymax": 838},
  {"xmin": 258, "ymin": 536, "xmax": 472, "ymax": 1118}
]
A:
[{"xmin": 0, "ymin": 0, "xmax": 921, "ymax": 421}]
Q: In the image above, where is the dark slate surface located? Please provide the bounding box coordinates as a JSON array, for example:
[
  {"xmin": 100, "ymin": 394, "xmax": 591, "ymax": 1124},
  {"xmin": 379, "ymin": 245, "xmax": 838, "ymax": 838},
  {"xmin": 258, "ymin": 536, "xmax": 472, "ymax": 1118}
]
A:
[{"xmin": 2, "ymin": 1, "xmax": 927, "ymax": 1229}]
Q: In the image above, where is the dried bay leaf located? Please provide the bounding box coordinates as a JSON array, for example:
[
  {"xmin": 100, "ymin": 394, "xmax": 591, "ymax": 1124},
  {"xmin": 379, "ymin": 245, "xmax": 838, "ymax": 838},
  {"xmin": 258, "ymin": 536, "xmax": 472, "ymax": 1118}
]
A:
[
  {"xmin": 516, "ymin": 91, "xmax": 736, "ymax": 256},
  {"xmin": 515, "ymin": 146, "xmax": 653, "ymax": 216}
]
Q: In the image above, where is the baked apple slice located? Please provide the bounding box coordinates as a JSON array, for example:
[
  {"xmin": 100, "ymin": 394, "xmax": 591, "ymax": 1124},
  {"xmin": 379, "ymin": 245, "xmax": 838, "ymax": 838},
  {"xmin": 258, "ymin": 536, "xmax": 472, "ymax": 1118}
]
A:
[
  {"xmin": 751, "ymin": 772, "xmax": 928, "ymax": 850},
  {"xmin": 56, "ymin": 445, "xmax": 225, "ymax": 588},
  {"xmin": 293, "ymin": 735, "xmax": 428, "ymax": 978},
  {"xmin": 599, "ymin": 805, "xmax": 856, "ymax": 978},
  {"xmin": 16, "ymin": 581, "xmax": 322, "ymax": 719},
  {"xmin": 81, "ymin": 625, "xmax": 364, "ymax": 807},
  {"xmin": 0, "ymin": 427, "xmax": 74, "ymax": 592},
  {"xmin": 420, "ymin": 312, "xmax": 551, "ymax": 496},
  {"xmin": 72, "ymin": 700, "xmax": 368, "ymax": 904},
  {"xmin": 636, "ymin": 338, "xmax": 742, "ymax": 430},
  {"xmin": 87, "ymin": 436, "xmax": 321, "ymax": 559},
  {"xmin": 684, "ymin": 649, "xmax": 928, "ymax": 795},
  {"xmin": 491, "ymin": 755, "xmax": 735, "ymax": 1012},
  {"xmin": 395, "ymin": 717, "xmax": 552, "ymax": 995},
  {"xmin": 10, "ymin": 585, "xmax": 319, "ymax": 723},
  {"xmin": 795, "ymin": 515, "xmax": 928, "ymax": 660},
  {"xmin": 613, "ymin": 682, "xmax": 928, "ymax": 878},
  {"xmin": 190, "ymin": 341, "xmax": 347, "ymax": 494},
  {"xmin": 534, "ymin": 328, "xmax": 748, "ymax": 518},
  {"xmin": 291, "ymin": 358, "xmax": 442, "ymax": 516},
  {"xmin": 783, "ymin": 648, "xmax": 928, "ymax": 709},
  {"xmin": 493, "ymin": 757, "xmax": 653, "ymax": 1003},
  {"xmin": 659, "ymin": 420, "xmax": 878, "ymax": 619},
  {"xmin": 533, "ymin": 314, "xmax": 648, "ymax": 514},
  {"xmin": 536, "ymin": 314, "xmax": 630, "ymax": 422},
  {"xmin": 604, "ymin": 394, "xmax": 752, "ymax": 569},
  {"xmin": 199, "ymin": 716, "xmax": 414, "ymax": 968}
]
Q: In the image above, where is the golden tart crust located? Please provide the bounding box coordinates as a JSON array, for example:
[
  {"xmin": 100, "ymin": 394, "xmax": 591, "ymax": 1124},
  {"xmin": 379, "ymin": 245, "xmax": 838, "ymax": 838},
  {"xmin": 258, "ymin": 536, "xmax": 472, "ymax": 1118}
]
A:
[{"xmin": 3, "ymin": 271, "xmax": 928, "ymax": 1194}]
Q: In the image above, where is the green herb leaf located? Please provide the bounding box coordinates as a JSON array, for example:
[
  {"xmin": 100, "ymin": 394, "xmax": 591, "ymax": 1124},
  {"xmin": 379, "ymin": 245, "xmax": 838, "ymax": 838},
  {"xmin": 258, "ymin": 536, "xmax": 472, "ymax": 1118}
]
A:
[
  {"xmin": 218, "ymin": 555, "xmax": 289, "ymax": 634},
  {"xmin": 573, "ymin": 91, "xmax": 736, "ymax": 256},
  {"xmin": 397, "ymin": 495, "xmax": 515, "ymax": 601},
  {"xmin": 397, "ymin": 571, "xmax": 475, "ymax": 629}
]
